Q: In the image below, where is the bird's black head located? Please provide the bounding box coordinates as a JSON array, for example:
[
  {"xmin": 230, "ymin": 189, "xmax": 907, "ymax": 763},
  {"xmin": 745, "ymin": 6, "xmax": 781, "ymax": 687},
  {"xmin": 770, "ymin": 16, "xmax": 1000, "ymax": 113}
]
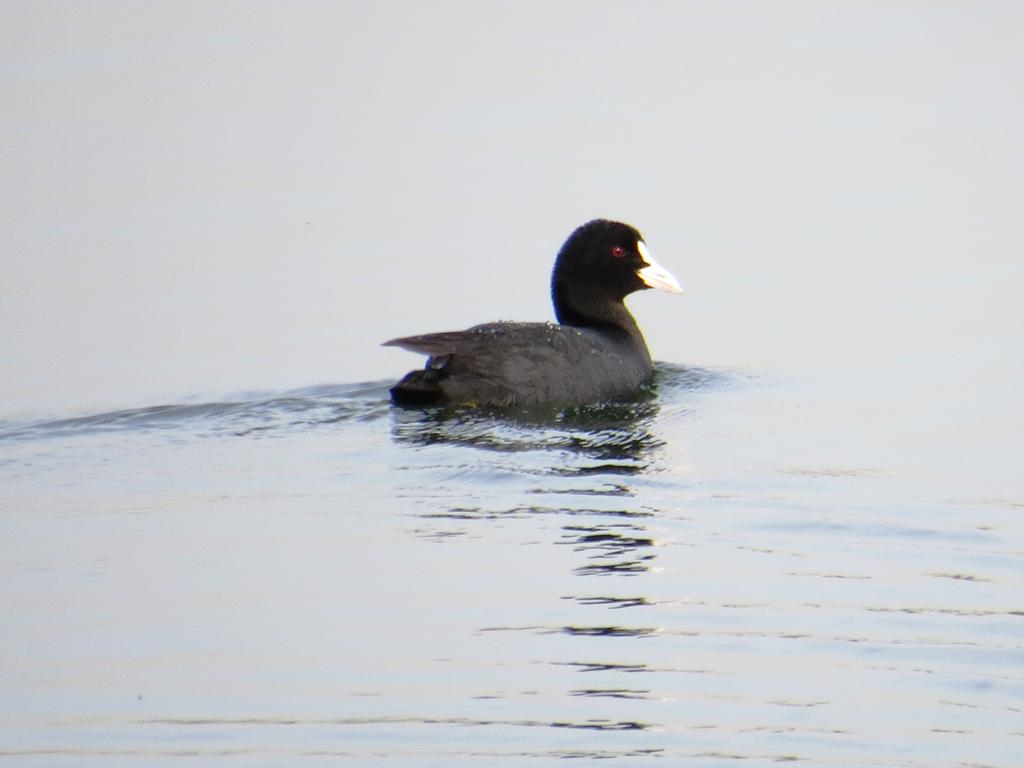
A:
[{"xmin": 550, "ymin": 219, "xmax": 681, "ymax": 329}]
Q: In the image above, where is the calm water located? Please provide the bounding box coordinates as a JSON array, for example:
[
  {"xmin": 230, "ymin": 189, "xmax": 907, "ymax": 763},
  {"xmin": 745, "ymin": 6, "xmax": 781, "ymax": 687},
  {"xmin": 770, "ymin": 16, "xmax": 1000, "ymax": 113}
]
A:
[{"xmin": 1, "ymin": 362, "xmax": 1021, "ymax": 767}]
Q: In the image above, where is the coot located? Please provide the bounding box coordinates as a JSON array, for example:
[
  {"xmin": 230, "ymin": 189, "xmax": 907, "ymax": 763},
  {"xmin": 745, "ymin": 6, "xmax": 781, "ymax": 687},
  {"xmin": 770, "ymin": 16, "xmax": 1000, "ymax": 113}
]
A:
[{"xmin": 384, "ymin": 219, "xmax": 682, "ymax": 407}]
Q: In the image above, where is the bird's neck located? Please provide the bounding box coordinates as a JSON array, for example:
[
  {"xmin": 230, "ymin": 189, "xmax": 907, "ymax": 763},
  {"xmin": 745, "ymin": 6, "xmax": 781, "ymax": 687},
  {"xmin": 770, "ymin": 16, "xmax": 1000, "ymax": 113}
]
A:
[{"xmin": 554, "ymin": 284, "xmax": 647, "ymax": 346}]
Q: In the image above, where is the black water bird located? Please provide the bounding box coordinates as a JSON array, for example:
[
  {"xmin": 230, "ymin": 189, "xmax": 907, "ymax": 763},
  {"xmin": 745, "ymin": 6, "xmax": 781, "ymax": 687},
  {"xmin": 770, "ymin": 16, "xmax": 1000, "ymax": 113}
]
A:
[{"xmin": 384, "ymin": 219, "xmax": 682, "ymax": 407}]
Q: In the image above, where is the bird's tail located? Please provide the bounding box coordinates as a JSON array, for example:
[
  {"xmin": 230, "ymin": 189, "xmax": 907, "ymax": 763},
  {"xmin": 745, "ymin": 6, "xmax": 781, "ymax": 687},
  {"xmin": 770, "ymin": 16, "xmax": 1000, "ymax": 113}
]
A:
[{"xmin": 389, "ymin": 368, "xmax": 446, "ymax": 406}]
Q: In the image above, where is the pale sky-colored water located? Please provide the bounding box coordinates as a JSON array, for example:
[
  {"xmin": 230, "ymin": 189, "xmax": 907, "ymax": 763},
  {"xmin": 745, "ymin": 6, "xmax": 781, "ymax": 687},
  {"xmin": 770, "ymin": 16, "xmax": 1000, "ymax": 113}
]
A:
[{"xmin": 3, "ymin": 1, "xmax": 1023, "ymax": 423}]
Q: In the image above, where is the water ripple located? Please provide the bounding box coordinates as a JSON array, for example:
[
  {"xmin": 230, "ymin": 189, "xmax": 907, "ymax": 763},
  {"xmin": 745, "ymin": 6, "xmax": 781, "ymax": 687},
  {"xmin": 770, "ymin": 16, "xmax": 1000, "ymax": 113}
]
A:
[{"xmin": 0, "ymin": 381, "xmax": 394, "ymax": 441}]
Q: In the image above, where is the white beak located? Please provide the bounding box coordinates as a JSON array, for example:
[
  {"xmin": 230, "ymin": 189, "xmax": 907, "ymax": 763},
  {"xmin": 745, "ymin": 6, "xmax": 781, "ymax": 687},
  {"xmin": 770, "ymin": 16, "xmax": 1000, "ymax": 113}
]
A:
[{"xmin": 636, "ymin": 240, "xmax": 683, "ymax": 294}]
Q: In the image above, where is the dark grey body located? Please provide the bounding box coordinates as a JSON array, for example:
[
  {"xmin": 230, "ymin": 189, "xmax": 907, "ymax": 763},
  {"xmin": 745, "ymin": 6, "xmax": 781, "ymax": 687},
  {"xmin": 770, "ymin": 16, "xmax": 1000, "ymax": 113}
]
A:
[{"xmin": 385, "ymin": 321, "xmax": 653, "ymax": 407}]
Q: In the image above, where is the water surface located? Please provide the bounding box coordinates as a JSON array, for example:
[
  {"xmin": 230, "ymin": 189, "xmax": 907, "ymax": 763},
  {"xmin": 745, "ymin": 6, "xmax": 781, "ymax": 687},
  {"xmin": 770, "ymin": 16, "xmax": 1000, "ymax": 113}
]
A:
[{"xmin": 2, "ymin": 363, "xmax": 1020, "ymax": 766}]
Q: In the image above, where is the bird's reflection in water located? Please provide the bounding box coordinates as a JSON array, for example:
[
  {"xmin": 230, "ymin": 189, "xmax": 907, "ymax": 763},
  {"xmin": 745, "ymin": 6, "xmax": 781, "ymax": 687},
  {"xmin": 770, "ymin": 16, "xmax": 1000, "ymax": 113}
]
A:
[
  {"xmin": 560, "ymin": 523, "xmax": 657, "ymax": 577},
  {"xmin": 388, "ymin": 365, "xmax": 729, "ymax": 731},
  {"xmin": 391, "ymin": 390, "xmax": 664, "ymax": 607},
  {"xmin": 388, "ymin": 362, "xmax": 736, "ymax": 461},
  {"xmin": 389, "ymin": 394, "xmax": 663, "ymax": 464}
]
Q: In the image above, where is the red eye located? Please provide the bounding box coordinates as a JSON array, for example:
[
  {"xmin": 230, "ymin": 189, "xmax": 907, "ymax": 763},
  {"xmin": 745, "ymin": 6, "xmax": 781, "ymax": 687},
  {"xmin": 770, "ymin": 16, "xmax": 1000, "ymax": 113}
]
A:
[{"xmin": 611, "ymin": 246, "xmax": 625, "ymax": 258}]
